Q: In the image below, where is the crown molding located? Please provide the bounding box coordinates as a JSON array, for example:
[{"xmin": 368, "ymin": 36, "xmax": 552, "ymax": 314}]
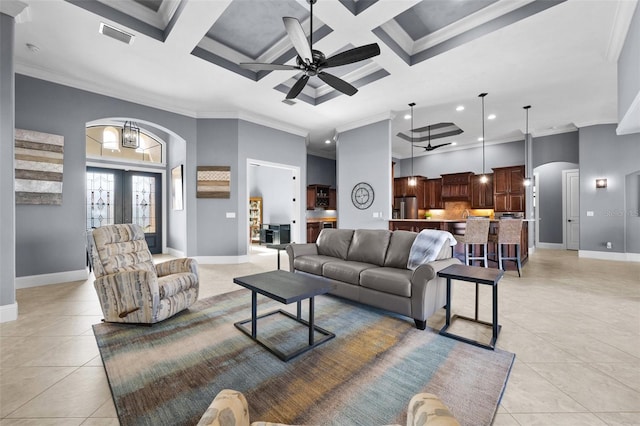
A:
[
  {"xmin": 605, "ymin": 0, "xmax": 638, "ymax": 62},
  {"xmin": 0, "ymin": 0, "xmax": 28, "ymax": 18}
]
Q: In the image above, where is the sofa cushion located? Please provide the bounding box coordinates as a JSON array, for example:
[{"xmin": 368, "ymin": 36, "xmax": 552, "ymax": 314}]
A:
[
  {"xmin": 383, "ymin": 230, "xmax": 418, "ymax": 269},
  {"xmin": 360, "ymin": 267, "xmax": 413, "ymax": 298},
  {"xmin": 346, "ymin": 229, "xmax": 392, "ymax": 266},
  {"xmin": 316, "ymin": 229, "xmax": 354, "ymax": 260},
  {"xmin": 293, "ymin": 255, "xmax": 337, "ymax": 276},
  {"xmin": 322, "ymin": 260, "xmax": 377, "ymax": 285}
]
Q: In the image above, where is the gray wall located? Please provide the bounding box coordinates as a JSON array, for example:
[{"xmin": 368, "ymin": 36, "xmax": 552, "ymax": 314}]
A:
[
  {"xmin": 238, "ymin": 120, "xmax": 306, "ymax": 244},
  {"xmin": 535, "ymin": 162, "xmax": 578, "ymax": 244},
  {"xmin": 625, "ymin": 172, "xmax": 640, "ymax": 252},
  {"xmin": 307, "ymin": 154, "xmax": 336, "ymax": 187},
  {"xmin": 0, "ymin": 13, "xmax": 15, "ymax": 307},
  {"xmin": 532, "ymin": 131, "xmax": 579, "ymax": 167},
  {"xmin": 14, "ymin": 75, "xmax": 198, "ymax": 276},
  {"xmin": 195, "ymin": 119, "xmax": 240, "ymax": 256},
  {"xmin": 167, "ymin": 133, "xmax": 187, "ymax": 254},
  {"xmin": 579, "ymin": 124, "xmax": 640, "ymax": 253},
  {"xmin": 397, "ymin": 140, "xmax": 525, "ymax": 178},
  {"xmin": 618, "ymin": 2, "xmax": 640, "ymax": 124},
  {"xmin": 337, "ymin": 120, "xmax": 392, "ymax": 229},
  {"xmin": 249, "ymin": 165, "xmax": 294, "ymax": 224}
]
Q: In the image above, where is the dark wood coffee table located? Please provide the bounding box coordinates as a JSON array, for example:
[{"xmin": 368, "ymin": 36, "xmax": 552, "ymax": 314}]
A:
[{"xmin": 233, "ymin": 270, "xmax": 336, "ymax": 361}]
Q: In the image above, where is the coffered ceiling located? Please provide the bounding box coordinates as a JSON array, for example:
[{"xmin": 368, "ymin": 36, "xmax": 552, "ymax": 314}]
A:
[{"xmin": 9, "ymin": 0, "xmax": 637, "ymax": 159}]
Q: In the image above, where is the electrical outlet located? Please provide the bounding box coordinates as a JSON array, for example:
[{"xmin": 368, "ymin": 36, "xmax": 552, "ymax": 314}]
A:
[{"xmin": 606, "ymin": 242, "xmax": 612, "ymax": 249}]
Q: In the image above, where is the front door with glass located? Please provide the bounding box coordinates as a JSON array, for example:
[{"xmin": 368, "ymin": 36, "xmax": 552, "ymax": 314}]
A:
[{"xmin": 86, "ymin": 167, "xmax": 162, "ymax": 253}]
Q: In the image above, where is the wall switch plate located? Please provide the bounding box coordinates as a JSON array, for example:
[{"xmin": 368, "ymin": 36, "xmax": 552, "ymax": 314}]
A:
[
  {"xmin": 226, "ymin": 212, "xmax": 236, "ymax": 218},
  {"xmin": 606, "ymin": 242, "xmax": 612, "ymax": 249},
  {"xmin": 587, "ymin": 211, "xmax": 594, "ymax": 217}
]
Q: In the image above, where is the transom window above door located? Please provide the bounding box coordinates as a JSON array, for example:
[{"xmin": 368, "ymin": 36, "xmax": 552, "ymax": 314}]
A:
[{"xmin": 86, "ymin": 125, "xmax": 164, "ymax": 164}]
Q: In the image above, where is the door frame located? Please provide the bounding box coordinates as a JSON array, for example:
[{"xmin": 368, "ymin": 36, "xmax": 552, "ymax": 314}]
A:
[
  {"xmin": 562, "ymin": 168, "xmax": 580, "ymax": 250},
  {"xmin": 87, "ymin": 161, "xmax": 167, "ymax": 253},
  {"xmin": 246, "ymin": 158, "xmax": 301, "ymax": 253}
]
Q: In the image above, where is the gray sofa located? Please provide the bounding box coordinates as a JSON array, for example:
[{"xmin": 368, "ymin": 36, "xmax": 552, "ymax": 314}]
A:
[{"xmin": 286, "ymin": 228, "xmax": 461, "ymax": 329}]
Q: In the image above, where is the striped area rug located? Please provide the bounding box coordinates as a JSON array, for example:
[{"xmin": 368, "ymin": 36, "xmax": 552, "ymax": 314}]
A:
[{"xmin": 93, "ymin": 290, "xmax": 514, "ymax": 426}]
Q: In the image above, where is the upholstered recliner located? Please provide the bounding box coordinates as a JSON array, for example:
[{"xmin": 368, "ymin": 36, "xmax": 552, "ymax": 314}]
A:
[
  {"xmin": 196, "ymin": 389, "xmax": 461, "ymax": 426},
  {"xmin": 88, "ymin": 223, "xmax": 199, "ymax": 324}
]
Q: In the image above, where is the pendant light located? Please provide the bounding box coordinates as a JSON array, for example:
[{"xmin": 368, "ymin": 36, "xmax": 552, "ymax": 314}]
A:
[
  {"xmin": 478, "ymin": 93, "xmax": 488, "ymax": 183},
  {"xmin": 407, "ymin": 102, "xmax": 417, "ymax": 187},
  {"xmin": 122, "ymin": 121, "xmax": 140, "ymax": 149},
  {"xmin": 523, "ymin": 105, "xmax": 532, "ymax": 186}
]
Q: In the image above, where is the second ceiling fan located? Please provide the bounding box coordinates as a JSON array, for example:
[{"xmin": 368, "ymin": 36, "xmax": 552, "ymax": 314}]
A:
[{"xmin": 239, "ymin": 0, "xmax": 381, "ymax": 100}]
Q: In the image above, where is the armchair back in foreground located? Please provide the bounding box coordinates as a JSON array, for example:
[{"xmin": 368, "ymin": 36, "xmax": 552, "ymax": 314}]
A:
[{"xmin": 88, "ymin": 223, "xmax": 199, "ymax": 324}]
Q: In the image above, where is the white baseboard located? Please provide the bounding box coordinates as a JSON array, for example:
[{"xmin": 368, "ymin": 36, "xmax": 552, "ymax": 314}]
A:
[
  {"xmin": 193, "ymin": 255, "xmax": 250, "ymax": 264},
  {"xmin": 0, "ymin": 302, "xmax": 18, "ymax": 323},
  {"xmin": 536, "ymin": 242, "xmax": 565, "ymax": 250},
  {"xmin": 167, "ymin": 247, "xmax": 185, "ymax": 258},
  {"xmin": 15, "ymin": 269, "xmax": 89, "ymax": 289},
  {"xmin": 579, "ymin": 250, "xmax": 640, "ymax": 262}
]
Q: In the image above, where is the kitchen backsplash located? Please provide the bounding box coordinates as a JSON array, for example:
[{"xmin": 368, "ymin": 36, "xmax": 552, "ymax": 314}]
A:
[{"xmin": 421, "ymin": 201, "xmax": 494, "ymax": 220}]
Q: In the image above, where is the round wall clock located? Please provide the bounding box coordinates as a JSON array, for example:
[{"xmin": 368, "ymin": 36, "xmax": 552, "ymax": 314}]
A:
[{"xmin": 351, "ymin": 182, "xmax": 375, "ymax": 210}]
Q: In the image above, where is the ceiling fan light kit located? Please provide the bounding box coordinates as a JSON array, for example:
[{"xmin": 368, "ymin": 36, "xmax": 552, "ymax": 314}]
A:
[{"xmin": 239, "ymin": 0, "xmax": 380, "ymax": 100}]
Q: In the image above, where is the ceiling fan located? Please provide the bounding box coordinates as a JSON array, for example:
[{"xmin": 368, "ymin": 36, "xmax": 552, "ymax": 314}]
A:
[
  {"xmin": 417, "ymin": 125, "xmax": 452, "ymax": 151},
  {"xmin": 239, "ymin": 0, "xmax": 381, "ymax": 100}
]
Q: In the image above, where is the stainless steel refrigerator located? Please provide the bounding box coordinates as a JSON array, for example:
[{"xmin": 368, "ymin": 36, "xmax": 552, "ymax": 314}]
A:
[{"xmin": 393, "ymin": 196, "xmax": 418, "ymax": 219}]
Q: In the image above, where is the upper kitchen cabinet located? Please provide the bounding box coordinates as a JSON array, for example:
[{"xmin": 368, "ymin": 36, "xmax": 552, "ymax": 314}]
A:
[
  {"xmin": 307, "ymin": 185, "xmax": 336, "ymax": 210},
  {"xmin": 493, "ymin": 165, "xmax": 525, "ymax": 212},
  {"xmin": 424, "ymin": 178, "xmax": 443, "ymax": 209},
  {"xmin": 470, "ymin": 173, "xmax": 494, "ymax": 209},
  {"xmin": 441, "ymin": 172, "xmax": 473, "ymax": 201},
  {"xmin": 394, "ymin": 176, "xmax": 426, "ymax": 208}
]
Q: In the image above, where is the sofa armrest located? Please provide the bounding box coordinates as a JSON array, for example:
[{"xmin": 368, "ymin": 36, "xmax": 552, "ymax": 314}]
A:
[
  {"xmin": 94, "ymin": 270, "xmax": 160, "ymax": 322},
  {"xmin": 286, "ymin": 243, "xmax": 318, "ymax": 271},
  {"xmin": 197, "ymin": 389, "xmax": 250, "ymax": 426},
  {"xmin": 409, "ymin": 258, "xmax": 461, "ymax": 323},
  {"xmin": 155, "ymin": 258, "xmax": 198, "ymax": 277},
  {"xmin": 406, "ymin": 393, "xmax": 461, "ymax": 426}
]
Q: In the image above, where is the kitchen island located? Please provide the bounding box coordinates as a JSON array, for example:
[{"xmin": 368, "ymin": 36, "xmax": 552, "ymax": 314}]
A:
[{"xmin": 389, "ymin": 219, "xmax": 529, "ymax": 269}]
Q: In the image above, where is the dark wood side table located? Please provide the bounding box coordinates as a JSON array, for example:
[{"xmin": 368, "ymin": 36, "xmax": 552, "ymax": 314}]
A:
[
  {"xmin": 266, "ymin": 243, "xmax": 289, "ymax": 270},
  {"xmin": 437, "ymin": 264, "xmax": 504, "ymax": 350}
]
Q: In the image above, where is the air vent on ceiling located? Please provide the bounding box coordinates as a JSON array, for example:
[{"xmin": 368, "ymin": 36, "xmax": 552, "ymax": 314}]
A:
[
  {"xmin": 99, "ymin": 22, "xmax": 135, "ymax": 45},
  {"xmin": 282, "ymin": 99, "xmax": 296, "ymax": 106}
]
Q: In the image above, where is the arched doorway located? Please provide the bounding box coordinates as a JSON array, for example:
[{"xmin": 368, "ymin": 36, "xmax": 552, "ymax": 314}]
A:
[{"xmin": 85, "ymin": 119, "xmax": 168, "ymax": 253}]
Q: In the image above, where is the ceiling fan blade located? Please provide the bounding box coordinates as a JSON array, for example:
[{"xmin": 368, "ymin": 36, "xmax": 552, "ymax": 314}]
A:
[
  {"xmin": 239, "ymin": 63, "xmax": 299, "ymax": 71},
  {"xmin": 283, "ymin": 17, "xmax": 313, "ymax": 63},
  {"xmin": 324, "ymin": 43, "xmax": 381, "ymax": 68},
  {"xmin": 422, "ymin": 142, "xmax": 452, "ymax": 151},
  {"xmin": 286, "ymin": 74, "xmax": 310, "ymax": 99},
  {"xmin": 318, "ymin": 72, "xmax": 358, "ymax": 96}
]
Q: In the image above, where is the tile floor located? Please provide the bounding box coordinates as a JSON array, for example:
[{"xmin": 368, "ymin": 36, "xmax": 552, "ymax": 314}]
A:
[{"xmin": 1, "ymin": 246, "xmax": 639, "ymax": 425}]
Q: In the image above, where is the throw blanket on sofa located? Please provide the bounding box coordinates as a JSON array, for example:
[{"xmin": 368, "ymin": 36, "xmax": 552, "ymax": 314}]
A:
[{"xmin": 407, "ymin": 229, "xmax": 457, "ymax": 270}]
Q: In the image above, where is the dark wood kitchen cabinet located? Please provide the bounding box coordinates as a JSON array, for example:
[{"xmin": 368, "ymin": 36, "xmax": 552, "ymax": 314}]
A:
[
  {"xmin": 307, "ymin": 185, "xmax": 335, "ymax": 210},
  {"xmin": 470, "ymin": 173, "xmax": 494, "ymax": 209},
  {"xmin": 423, "ymin": 178, "xmax": 443, "ymax": 209},
  {"xmin": 394, "ymin": 176, "xmax": 426, "ymax": 208},
  {"xmin": 493, "ymin": 165, "xmax": 525, "ymax": 212},
  {"xmin": 441, "ymin": 172, "xmax": 473, "ymax": 201}
]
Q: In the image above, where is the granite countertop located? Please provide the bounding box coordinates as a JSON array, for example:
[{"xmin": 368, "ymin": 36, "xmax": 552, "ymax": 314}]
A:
[{"xmin": 307, "ymin": 217, "xmax": 338, "ymax": 223}]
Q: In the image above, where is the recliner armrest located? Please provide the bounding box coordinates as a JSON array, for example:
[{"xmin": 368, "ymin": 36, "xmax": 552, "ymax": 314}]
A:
[
  {"xmin": 155, "ymin": 258, "xmax": 198, "ymax": 277},
  {"xmin": 94, "ymin": 269, "xmax": 160, "ymax": 320}
]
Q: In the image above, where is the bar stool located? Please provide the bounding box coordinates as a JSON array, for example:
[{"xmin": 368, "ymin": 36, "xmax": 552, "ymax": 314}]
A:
[
  {"xmin": 489, "ymin": 218, "xmax": 523, "ymax": 277},
  {"xmin": 457, "ymin": 218, "xmax": 490, "ymax": 267}
]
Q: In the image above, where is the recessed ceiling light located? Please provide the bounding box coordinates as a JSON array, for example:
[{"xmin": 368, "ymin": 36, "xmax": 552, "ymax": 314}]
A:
[
  {"xmin": 488, "ymin": 114, "xmax": 496, "ymax": 120},
  {"xmin": 325, "ymin": 139, "xmax": 331, "ymax": 144},
  {"xmin": 477, "ymin": 137, "xmax": 483, "ymax": 142},
  {"xmin": 456, "ymin": 106, "xmax": 464, "ymax": 111},
  {"xmin": 404, "ymin": 114, "xmax": 411, "ymax": 120},
  {"xmin": 451, "ymin": 142, "xmax": 457, "ymax": 146}
]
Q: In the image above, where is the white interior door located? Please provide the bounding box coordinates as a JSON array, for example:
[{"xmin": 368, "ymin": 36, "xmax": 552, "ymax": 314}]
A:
[{"xmin": 565, "ymin": 170, "xmax": 580, "ymax": 250}]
